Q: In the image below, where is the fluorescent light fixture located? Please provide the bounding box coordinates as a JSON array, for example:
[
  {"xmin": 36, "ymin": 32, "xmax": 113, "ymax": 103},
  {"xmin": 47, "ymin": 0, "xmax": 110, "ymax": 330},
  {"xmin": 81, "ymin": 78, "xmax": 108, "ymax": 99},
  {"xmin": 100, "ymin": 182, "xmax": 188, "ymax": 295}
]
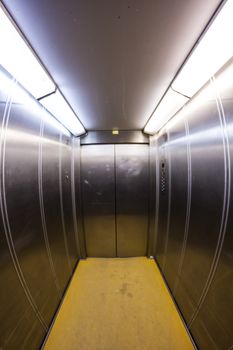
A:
[
  {"xmin": 40, "ymin": 90, "xmax": 85, "ymax": 136},
  {"xmin": 213, "ymin": 58, "xmax": 233, "ymax": 99},
  {"xmin": 0, "ymin": 6, "xmax": 55, "ymax": 99},
  {"xmin": 0, "ymin": 66, "xmax": 70, "ymax": 135},
  {"xmin": 144, "ymin": 88, "xmax": 188, "ymax": 134},
  {"xmin": 0, "ymin": 66, "xmax": 15, "ymax": 97},
  {"xmin": 0, "ymin": 66, "xmax": 36, "ymax": 108},
  {"xmin": 172, "ymin": 0, "xmax": 233, "ymax": 97},
  {"xmin": 0, "ymin": 5, "xmax": 86, "ymax": 136},
  {"xmin": 144, "ymin": 0, "xmax": 233, "ymax": 135}
]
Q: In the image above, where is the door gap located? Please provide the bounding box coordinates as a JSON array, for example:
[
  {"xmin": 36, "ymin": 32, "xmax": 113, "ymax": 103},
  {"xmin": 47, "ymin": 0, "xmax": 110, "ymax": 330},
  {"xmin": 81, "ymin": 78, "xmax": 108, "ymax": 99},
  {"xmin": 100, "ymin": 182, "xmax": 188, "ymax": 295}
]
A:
[{"xmin": 114, "ymin": 144, "xmax": 118, "ymax": 257}]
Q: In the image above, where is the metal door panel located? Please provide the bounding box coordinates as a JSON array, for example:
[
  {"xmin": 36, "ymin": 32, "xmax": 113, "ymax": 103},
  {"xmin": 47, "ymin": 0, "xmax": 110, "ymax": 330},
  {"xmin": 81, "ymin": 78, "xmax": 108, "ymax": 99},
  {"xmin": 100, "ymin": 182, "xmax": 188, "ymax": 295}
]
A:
[
  {"xmin": 115, "ymin": 144, "xmax": 149, "ymax": 257},
  {"xmin": 81, "ymin": 145, "xmax": 116, "ymax": 257}
]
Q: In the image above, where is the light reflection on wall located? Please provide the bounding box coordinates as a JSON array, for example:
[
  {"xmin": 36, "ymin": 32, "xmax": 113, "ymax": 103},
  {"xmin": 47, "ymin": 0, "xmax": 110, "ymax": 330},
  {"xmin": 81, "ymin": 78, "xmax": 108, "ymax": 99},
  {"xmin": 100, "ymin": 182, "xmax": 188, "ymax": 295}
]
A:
[{"xmin": 0, "ymin": 65, "xmax": 70, "ymax": 136}]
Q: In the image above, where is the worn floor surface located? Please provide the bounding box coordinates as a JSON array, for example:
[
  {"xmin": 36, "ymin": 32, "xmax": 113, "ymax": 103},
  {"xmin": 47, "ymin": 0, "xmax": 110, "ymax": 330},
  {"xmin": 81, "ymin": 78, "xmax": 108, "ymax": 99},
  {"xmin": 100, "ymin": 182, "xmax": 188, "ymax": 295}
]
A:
[{"xmin": 43, "ymin": 257, "xmax": 194, "ymax": 350}]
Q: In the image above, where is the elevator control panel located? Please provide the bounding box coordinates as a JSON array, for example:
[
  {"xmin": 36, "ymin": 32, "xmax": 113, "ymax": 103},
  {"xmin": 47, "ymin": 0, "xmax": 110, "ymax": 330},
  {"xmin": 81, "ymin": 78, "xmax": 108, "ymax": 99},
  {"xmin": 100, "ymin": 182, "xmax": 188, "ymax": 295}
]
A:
[{"xmin": 160, "ymin": 159, "xmax": 167, "ymax": 195}]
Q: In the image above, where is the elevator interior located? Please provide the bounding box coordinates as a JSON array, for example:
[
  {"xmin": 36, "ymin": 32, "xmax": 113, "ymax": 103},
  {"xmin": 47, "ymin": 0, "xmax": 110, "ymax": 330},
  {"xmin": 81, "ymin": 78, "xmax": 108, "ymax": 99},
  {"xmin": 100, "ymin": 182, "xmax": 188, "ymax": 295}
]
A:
[{"xmin": 0, "ymin": 0, "xmax": 233, "ymax": 350}]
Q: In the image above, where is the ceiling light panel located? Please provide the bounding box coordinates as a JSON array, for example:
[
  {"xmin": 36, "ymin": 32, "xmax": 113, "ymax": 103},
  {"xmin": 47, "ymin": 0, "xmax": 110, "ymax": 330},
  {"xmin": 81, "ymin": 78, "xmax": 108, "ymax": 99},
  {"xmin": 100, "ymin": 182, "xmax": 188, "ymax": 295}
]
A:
[
  {"xmin": 144, "ymin": 88, "xmax": 189, "ymax": 134},
  {"xmin": 40, "ymin": 90, "xmax": 85, "ymax": 136},
  {"xmin": 0, "ymin": 6, "xmax": 55, "ymax": 99},
  {"xmin": 172, "ymin": 0, "xmax": 233, "ymax": 97}
]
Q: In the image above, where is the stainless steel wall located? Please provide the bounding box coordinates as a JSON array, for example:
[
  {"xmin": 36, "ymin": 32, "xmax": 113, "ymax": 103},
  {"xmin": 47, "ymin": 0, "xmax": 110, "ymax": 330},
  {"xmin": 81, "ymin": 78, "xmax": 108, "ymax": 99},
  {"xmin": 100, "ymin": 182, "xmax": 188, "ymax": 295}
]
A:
[
  {"xmin": 0, "ymin": 66, "xmax": 82, "ymax": 350},
  {"xmin": 150, "ymin": 58, "xmax": 233, "ymax": 350},
  {"xmin": 81, "ymin": 144, "xmax": 149, "ymax": 257}
]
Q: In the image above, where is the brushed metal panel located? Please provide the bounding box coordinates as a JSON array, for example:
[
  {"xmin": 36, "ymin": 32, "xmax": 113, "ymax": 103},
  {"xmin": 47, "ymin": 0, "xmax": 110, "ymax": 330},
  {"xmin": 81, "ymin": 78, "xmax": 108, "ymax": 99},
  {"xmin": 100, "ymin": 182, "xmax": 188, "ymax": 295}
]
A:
[
  {"xmin": 153, "ymin": 59, "xmax": 233, "ymax": 350},
  {"xmin": 4, "ymin": 88, "xmax": 60, "ymax": 326},
  {"xmin": 0, "ymin": 68, "xmax": 46, "ymax": 350},
  {"xmin": 189, "ymin": 61, "xmax": 233, "ymax": 350},
  {"xmin": 174, "ymin": 93, "xmax": 225, "ymax": 323},
  {"xmin": 41, "ymin": 123, "xmax": 71, "ymax": 292},
  {"xmin": 155, "ymin": 89, "xmax": 225, "ymax": 323},
  {"xmin": 59, "ymin": 133, "xmax": 78, "ymax": 270},
  {"xmin": 81, "ymin": 145, "xmax": 116, "ymax": 257},
  {"xmin": 162, "ymin": 116, "xmax": 189, "ymax": 292},
  {"xmin": 0, "ymin": 66, "xmax": 79, "ymax": 349},
  {"xmin": 116, "ymin": 144, "xmax": 149, "ymax": 257}
]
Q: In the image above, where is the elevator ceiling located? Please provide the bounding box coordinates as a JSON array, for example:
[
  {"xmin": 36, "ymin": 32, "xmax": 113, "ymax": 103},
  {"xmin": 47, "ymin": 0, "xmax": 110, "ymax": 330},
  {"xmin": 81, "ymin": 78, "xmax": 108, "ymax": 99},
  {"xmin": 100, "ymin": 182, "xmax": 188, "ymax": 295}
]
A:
[{"xmin": 3, "ymin": 0, "xmax": 222, "ymax": 131}]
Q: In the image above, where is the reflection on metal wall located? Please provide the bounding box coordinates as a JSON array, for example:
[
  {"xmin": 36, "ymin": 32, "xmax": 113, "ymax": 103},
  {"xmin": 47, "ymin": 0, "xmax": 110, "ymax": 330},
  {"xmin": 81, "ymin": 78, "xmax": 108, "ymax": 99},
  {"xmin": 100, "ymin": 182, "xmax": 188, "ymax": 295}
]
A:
[
  {"xmin": 150, "ymin": 58, "xmax": 233, "ymax": 350},
  {"xmin": 0, "ymin": 66, "xmax": 82, "ymax": 350},
  {"xmin": 81, "ymin": 145, "xmax": 116, "ymax": 257},
  {"xmin": 116, "ymin": 145, "xmax": 149, "ymax": 257}
]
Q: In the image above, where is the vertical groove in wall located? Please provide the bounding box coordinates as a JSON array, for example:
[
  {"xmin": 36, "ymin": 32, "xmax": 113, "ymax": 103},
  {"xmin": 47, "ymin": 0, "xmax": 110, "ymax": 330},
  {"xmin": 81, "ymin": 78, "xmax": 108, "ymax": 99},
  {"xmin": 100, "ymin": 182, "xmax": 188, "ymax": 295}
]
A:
[
  {"xmin": 145, "ymin": 145, "xmax": 150, "ymax": 256},
  {"xmin": 0, "ymin": 80, "xmax": 47, "ymax": 331},
  {"xmin": 114, "ymin": 145, "xmax": 118, "ymax": 257},
  {"xmin": 58, "ymin": 132, "xmax": 72, "ymax": 273},
  {"xmin": 173, "ymin": 113, "xmax": 192, "ymax": 296},
  {"xmin": 38, "ymin": 119, "xmax": 61, "ymax": 296},
  {"xmin": 70, "ymin": 137, "xmax": 81, "ymax": 257},
  {"xmin": 188, "ymin": 77, "xmax": 231, "ymax": 327},
  {"xmin": 162, "ymin": 128, "xmax": 172, "ymax": 271}
]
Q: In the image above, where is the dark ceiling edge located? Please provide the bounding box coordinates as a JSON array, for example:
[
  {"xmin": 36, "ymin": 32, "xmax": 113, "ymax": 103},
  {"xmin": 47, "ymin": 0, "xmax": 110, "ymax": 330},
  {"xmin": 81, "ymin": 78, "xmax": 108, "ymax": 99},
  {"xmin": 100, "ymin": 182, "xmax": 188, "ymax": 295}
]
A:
[{"xmin": 80, "ymin": 130, "xmax": 149, "ymax": 145}]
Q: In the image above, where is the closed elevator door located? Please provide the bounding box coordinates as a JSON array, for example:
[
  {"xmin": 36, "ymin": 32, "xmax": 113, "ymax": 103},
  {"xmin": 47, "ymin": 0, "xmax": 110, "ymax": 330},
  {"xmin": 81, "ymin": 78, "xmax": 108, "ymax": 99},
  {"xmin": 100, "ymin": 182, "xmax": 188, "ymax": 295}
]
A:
[{"xmin": 81, "ymin": 144, "xmax": 149, "ymax": 257}]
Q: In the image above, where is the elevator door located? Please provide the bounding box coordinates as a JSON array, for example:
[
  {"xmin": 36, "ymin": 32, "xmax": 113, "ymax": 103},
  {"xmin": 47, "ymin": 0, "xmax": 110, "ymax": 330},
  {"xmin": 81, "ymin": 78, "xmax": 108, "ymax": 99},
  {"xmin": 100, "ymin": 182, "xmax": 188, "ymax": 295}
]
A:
[{"xmin": 81, "ymin": 144, "xmax": 149, "ymax": 257}]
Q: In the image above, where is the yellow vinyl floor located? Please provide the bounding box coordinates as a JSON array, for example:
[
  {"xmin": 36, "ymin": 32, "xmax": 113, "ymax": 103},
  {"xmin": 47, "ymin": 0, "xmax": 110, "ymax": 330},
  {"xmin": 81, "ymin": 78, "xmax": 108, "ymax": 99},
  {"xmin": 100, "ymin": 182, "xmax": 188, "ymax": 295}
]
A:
[{"xmin": 43, "ymin": 257, "xmax": 195, "ymax": 350}]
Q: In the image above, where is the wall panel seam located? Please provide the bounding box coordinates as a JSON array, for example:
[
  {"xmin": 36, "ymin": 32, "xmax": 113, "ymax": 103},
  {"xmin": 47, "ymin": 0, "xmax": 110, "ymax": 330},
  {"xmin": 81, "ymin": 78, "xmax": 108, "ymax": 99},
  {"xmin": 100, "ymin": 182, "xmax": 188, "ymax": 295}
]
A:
[{"xmin": 114, "ymin": 145, "xmax": 118, "ymax": 257}]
